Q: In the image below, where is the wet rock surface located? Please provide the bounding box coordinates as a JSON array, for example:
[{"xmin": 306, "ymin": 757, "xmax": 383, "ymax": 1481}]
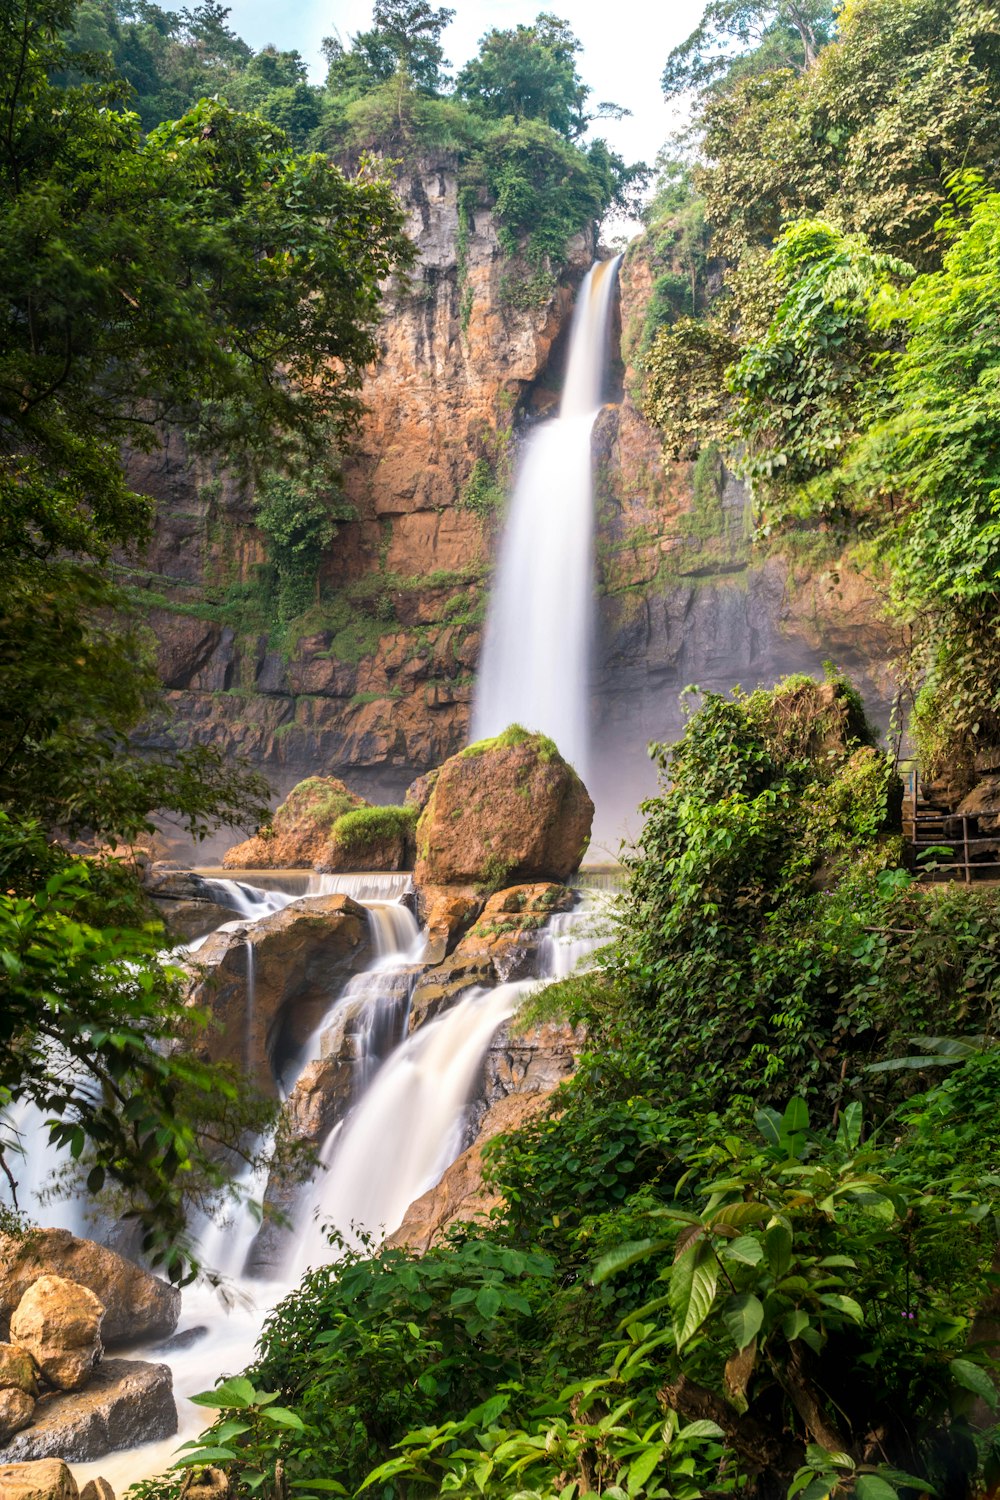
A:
[
  {"xmin": 186, "ymin": 893, "xmax": 370, "ymax": 1095},
  {"xmin": 452, "ymin": 884, "xmax": 574, "ymax": 980},
  {"xmin": 387, "ymin": 1090, "xmax": 558, "ymax": 1253},
  {"xmin": 0, "ymin": 1359, "xmax": 175, "ymax": 1463},
  {"xmin": 0, "ymin": 1231, "xmax": 180, "ymax": 1349}
]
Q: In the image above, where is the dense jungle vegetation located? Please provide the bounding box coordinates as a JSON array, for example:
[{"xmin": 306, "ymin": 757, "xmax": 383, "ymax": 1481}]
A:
[{"xmin": 130, "ymin": 4, "xmax": 1000, "ymax": 1499}]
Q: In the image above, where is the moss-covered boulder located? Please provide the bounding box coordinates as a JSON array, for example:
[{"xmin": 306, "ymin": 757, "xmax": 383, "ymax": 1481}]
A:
[
  {"xmin": 222, "ymin": 777, "xmax": 367, "ymax": 869},
  {"xmin": 414, "ymin": 726, "xmax": 594, "ymax": 890},
  {"xmin": 318, "ymin": 805, "xmax": 419, "ymax": 872}
]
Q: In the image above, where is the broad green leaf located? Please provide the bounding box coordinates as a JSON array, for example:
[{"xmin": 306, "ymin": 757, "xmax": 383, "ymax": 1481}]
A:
[
  {"xmin": 722, "ymin": 1234, "xmax": 763, "ymax": 1266},
  {"xmin": 262, "ymin": 1406, "xmax": 307, "ymax": 1429},
  {"xmin": 721, "ymin": 1292, "xmax": 764, "ymax": 1350},
  {"xmin": 627, "ymin": 1444, "xmax": 664, "ymax": 1493},
  {"xmin": 475, "ymin": 1286, "xmax": 503, "ymax": 1320},
  {"xmin": 678, "ymin": 1419, "xmax": 725, "ymax": 1439},
  {"xmin": 782, "ymin": 1310, "xmax": 811, "ymax": 1341},
  {"xmin": 819, "ymin": 1293, "xmax": 864, "ymax": 1323},
  {"xmin": 174, "ymin": 1447, "xmax": 239, "ymax": 1466},
  {"xmin": 855, "ymin": 1475, "xmax": 900, "ymax": 1500},
  {"xmin": 949, "ymin": 1358, "xmax": 999, "ymax": 1408},
  {"xmin": 765, "ymin": 1218, "xmax": 793, "ymax": 1278},
  {"xmin": 670, "ymin": 1237, "xmax": 719, "ymax": 1349},
  {"xmin": 593, "ymin": 1239, "xmax": 672, "ymax": 1284}
]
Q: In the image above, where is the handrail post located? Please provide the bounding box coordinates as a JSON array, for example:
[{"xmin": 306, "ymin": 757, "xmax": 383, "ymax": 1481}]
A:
[{"xmin": 964, "ymin": 815, "xmax": 971, "ymax": 883}]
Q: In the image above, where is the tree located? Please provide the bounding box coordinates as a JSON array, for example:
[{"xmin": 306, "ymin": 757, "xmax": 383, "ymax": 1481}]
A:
[
  {"xmin": 0, "ymin": 0, "xmax": 412, "ymax": 1266},
  {"xmin": 662, "ymin": 0, "xmax": 837, "ymax": 99},
  {"xmin": 322, "ymin": 0, "xmax": 454, "ymax": 99}
]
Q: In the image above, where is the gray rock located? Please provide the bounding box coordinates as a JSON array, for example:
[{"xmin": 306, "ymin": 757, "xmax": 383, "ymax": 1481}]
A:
[{"xmin": 0, "ymin": 1359, "xmax": 176, "ymax": 1463}]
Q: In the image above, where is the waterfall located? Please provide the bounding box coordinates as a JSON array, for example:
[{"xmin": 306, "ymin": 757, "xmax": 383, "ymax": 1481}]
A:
[
  {"xmin": 471, "ymin": 256, "xmax": 622, "ymax": 778},
  {"xmin": 294, "ymin": 984, "xmax": 524, "ymax": 1270},
  {"xmin": 201, "ymin": 877, "xmax": 297, "ymax": 921}
]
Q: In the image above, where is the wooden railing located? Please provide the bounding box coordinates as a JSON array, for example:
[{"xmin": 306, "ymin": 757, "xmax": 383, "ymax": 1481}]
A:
[{"xmin": 901, "ymin": 762, "xmax": 997, "ymax": 884}]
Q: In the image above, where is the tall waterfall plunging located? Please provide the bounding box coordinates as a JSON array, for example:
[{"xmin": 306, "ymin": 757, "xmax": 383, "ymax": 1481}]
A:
[{"xmin": 471, "ymin": 256, "xmax": 622, "ymax": 778}]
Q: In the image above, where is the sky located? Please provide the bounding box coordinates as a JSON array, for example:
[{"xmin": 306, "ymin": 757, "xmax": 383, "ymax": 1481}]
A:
[{"xmin": 222, "ymin": 0, "xmax": 705, "ymax": 186}]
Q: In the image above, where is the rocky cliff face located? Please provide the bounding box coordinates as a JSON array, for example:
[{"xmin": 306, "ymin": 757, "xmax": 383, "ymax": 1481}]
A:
[{"xmin": 135, "ymin": 158, "xmax": 896, "ymax": 848}]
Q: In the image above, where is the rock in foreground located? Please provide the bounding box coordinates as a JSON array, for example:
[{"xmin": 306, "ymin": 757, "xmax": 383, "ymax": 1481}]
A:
[
  {"xmin": 10, "ymin": 1278, "xmax": 103, "ymax": 1394},
  {"xmin": 0, "ymin": 1230, "xmax": 180, "ymax": 1348},
  {"xmin": 0, "ymin": 1459, "xmax": 80, "ymax": 1500},
  {"xmin": 187, "ymin": 893, "xmax": 370, "ymax": 1094},
  {"xmin": 415, "ymin": 727, "xmax": 593, "ymax": 889},
  {"xmin": 0, "ymin": 1359, "xmax": 175, "ymax": 1463}
]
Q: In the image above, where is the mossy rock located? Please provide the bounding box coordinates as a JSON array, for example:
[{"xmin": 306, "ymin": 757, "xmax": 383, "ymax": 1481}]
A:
[
  {"xmin": 415, "ymin": 725, "xmax": 594, "ymax": 890},
  {"xmin": 319, "ymin": 805, "xmax": 420, "ymax": 873},
  {"xmin": 223, "ymin": 776, "xmax": 367, "ymax": 869}
]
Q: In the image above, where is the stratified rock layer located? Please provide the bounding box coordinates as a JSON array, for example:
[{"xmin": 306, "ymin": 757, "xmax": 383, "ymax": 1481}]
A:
[{"xmin": 415, "ymin": 733, "xmax": 594, "ymax": 888}]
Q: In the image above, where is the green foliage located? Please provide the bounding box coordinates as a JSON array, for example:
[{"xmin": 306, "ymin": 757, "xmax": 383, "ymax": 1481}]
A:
[
  {"xmin": 456, "ymin": 12, "xmax": 624, "ymax": 143},
  {"xmin": 254, "ymin": 463, "xmax": 353, "ymax": 623},
  {"xmin": 178, "ymin": 1238, "xmax": 557, "ymax": 1496},
  {"xmin": 460, "ymin": 457, "xmax": 506, "ymax": 519},
  {"xmin": 461, "ymin": 724, "xmax": 561, "ymax": 762},
  {"xmin": 662, "ymin": 2, "xmax": 836, "ymax": 100},
  {"xmin": 0, "ymin": 815, "xmax": 275, "ymax": 1279}
]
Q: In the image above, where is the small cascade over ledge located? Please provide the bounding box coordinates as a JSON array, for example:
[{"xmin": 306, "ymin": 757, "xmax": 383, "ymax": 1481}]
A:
[{"xmin": 471, "ymin": 256, "xmax": 622, "ymax": 780}]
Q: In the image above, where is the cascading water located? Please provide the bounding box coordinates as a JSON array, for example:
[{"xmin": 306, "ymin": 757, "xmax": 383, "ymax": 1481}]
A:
[
  {"xmin": 471, "ymin": 256, "xmax": 622, "ymax": 779},
  {"xmin": 294, "ymin": 983, "xmax": 524, "ymax": 1270}
]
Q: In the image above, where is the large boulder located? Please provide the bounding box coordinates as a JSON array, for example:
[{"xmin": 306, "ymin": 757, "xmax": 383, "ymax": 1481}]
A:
[
  {"xmin": 0, "ymin": 1460, "xmax": 79, "ymax": 1500},
  {"xmin": 958, "ymin": 775, "xmax": 1000, "ymax": 833},
  {"xmin": 10, "ymin": 1278, "xmax": 103, "ymax": 1393},
  {"xmin": 0, "ymin": 1359, "xmax": 175, "ymax": 1463},
  {"xmin": 187, "ymin": 893, "xmax": 370, "ymax": 1095},
  {"xmin": 414, "ymin": 727, "xmax": 594, "ymax": 889},
  {"xmin": 0, "ymin": 1230, "xmax": 180, "ymax": 1348},
  {"xmin": 223, "ymin": 777, "xmax": 367, "ymax": 869}
]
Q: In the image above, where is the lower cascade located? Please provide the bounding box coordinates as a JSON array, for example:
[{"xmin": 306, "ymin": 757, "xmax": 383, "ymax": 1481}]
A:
[
  {"xmin": 2, "ymin": 871, "xmax": 609, "ymax": 1488},
  {"xmin": 471, "ymin": 256, "xmax": 622, "ymax": 780}
]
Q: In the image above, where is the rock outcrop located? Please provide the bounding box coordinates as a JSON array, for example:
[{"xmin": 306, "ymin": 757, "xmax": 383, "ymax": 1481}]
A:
[
  {"xmin": 0, "ymin": 1359, "xmax": 175, "ymax": 1463},
  {"xmin": 0, "ymin": 1459, "xmax": 81, "ymax": 1500},
  {"xmin": 388, "ymin": 1089, "xmax": 557, "ymax": 1252},
  {"xmin": 141, "ymin": 869, "xmax": 242, "ymax": 942},
  {"xmin": 223, "ymin": 776, "xmax": 367, "ymax": 869},
  {"xmin": 0, "ymin": 1230, "xmax": 180, "ymax": 1348},
  {"xmin": 187, "ymin": 893, "xmax": 370, "ymax": 1094},
  {"xmin": 10, "ymin": 1278, "xmax": 103, "ymax": 1394},
  {"xmin": 415, "ymin": 730, "xmax": 594, "ymax": 889},
  {"xmin": 0, "ymin": 1343, "xmax": 37, "ymax": 1443}
]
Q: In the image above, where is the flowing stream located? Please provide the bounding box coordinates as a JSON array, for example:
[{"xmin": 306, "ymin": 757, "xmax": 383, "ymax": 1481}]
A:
[{"xmin": 471, "ymin": 256, "xmax": 622, "ymax": 779}]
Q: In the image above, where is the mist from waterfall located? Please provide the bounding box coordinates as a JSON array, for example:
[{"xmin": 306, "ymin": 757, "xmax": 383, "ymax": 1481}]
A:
[{"xmin": 471, "ymin": 256, "xmax": 622, "ymax": 780}]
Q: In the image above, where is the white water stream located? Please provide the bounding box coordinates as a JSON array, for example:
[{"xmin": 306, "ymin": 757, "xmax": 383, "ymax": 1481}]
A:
[{"xmin": 471, "ymin": 256, "xmax": 622, "ymax": 779}]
